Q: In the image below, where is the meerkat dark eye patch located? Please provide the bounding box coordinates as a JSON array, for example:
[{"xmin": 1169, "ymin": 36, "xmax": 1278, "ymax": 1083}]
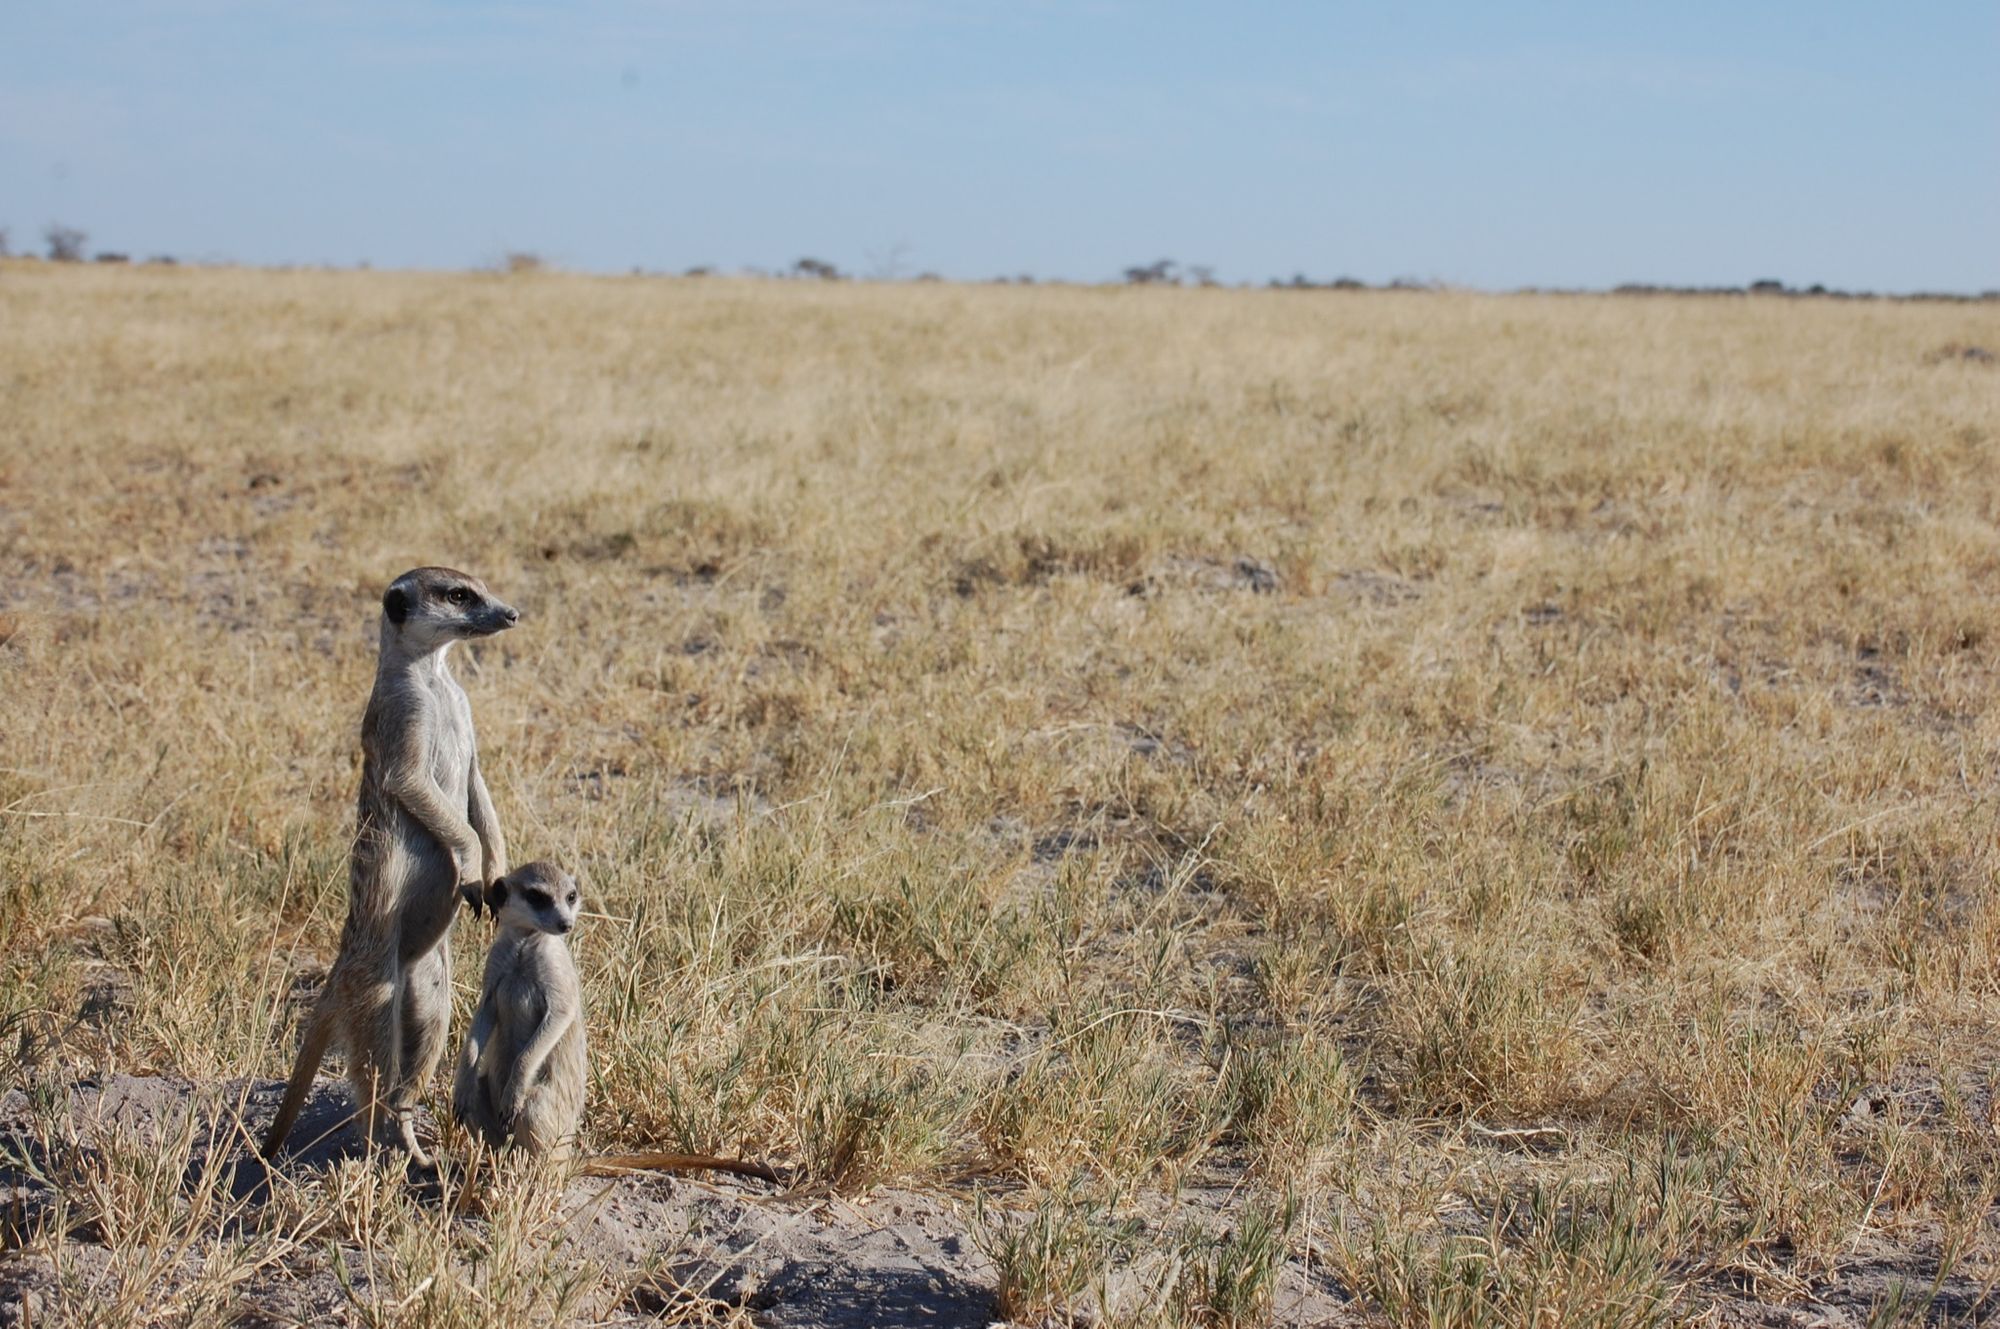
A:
[
  {"xmin": 525, "ymin": 888, "xmax": 554, "ymax": 912},
  {"xmin": 383, "ymin": 586, "xmax": 410, "ymax": 624},
  {"xmin": 447, "ymin": 587, "xmax": 471, "ymax": 605}
]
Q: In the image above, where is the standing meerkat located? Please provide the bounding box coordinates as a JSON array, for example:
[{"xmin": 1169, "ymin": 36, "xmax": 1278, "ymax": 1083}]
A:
[
  {"xmin": 261, "ymin": 567, "xmax": 519, "ymax": 1166},
  {"xmin": 454, "ymin": 864, "xmax": 781, "ymax": 1183}
]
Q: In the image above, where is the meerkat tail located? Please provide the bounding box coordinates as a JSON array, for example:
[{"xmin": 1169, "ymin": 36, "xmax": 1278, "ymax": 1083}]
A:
[
  {"xmin": 260, "ymin": 993, "xmax": 338, "ymax": 1159},
  {"xmin": 582, "ymin": 1152, "xmax": 782, "ymax": 1183}
]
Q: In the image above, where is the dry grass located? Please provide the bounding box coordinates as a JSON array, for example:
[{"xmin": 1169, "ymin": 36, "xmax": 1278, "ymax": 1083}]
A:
[{"xmin": 3, "ymin": 260, "xmax": 2000, "ymax": 1323}]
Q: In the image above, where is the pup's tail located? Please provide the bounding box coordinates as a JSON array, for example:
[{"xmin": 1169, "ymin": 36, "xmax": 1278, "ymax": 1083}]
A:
[{"xmin": 582, "ymin": 1152, "xmax": 781, "ymax": 1183}]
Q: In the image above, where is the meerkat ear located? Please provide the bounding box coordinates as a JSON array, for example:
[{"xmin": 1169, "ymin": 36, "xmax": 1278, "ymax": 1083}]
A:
[
  {"xmin": 486, "ymin": 878, "xmax": 509, "ymax": 912},
  {"xmin": 383, "ymin": 586, "xmax": 410, "ymax": 624}
]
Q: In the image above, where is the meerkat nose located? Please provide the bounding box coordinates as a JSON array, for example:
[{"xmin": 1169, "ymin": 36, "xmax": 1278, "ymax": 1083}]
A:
[{"xmin": 503, "ymin": 606, "xmax": 520, "ymax": 625}]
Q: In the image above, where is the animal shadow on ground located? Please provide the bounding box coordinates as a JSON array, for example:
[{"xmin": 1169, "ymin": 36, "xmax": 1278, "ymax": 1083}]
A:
[
  {"xmin": 756, "ymin": 1260, "xmax": 994, "ymax": 1329},
  {"xmin": 222, "ymin": 1078, "xmax": 391, "ymax": 1202},
  {"xmin": 633, "ymin": 1256, "xmax": 994, "ymax": 1329},
  {"xmin": 2, "ymin": 1076, "xmax": 387, "ymax": 1221}
]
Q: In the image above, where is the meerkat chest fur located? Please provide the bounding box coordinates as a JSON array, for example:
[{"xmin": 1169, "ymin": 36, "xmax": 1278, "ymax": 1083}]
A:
[
  {"xmin": 489, "ymin": 931, "xmax": 572, "ymax": 1031},
  {"xmin": 362, "ymin": 652, "xmax": 475, "ymax": 813},
  {"xmin": 415, "ymin": 654, "xmax": 477, "ymax": 800}
]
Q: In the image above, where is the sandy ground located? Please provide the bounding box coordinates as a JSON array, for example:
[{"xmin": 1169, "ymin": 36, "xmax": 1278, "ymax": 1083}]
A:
[
  {"xmin": 2, "ymin": 1077, "xmax": 1993, "ymax": 1325},
  {"xmin": 0, "ymin": 1075, "xmax": 1354, "ymax": 1326}
]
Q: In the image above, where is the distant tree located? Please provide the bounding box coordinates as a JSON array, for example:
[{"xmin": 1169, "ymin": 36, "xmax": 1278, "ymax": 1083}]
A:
[
  {"xmin": 683, "ymin": 264, "xmax": 714, "ymax": 278},
  {"xmin": 1748, "ymin": 278, "xmax": 1785, "ymax": 294},
  {"xmin": 793, "ymin": 257, "xmax": 843, "ymax": 280},
  {"xmin": 93, "ymin": 252, "xmax": 129, "ymax": 264},
  {"xmin": 1275, "ymin": 273, "xmax": 1366, "ymax": 290},
  {"xmin": 503, "ymin": 251, "xmax": 545, "ymax": 274},
  {"xmin": 0, "ymin": 226, "xmax": 10, "ymax": 258},
  {"xmin": 914, "ymin": 271, "xmax": 943, "ymax": 283},
  {"xmin": 44, "ymin": 224, "xmax": 88, "ymax": 262},
  {"xmin": 1123, "ymin": 258, "xmax": 1178, "ymax": 285},
  {"xmin": 1187, "ymin": 264, "xmax": 1218, "ymax": 287},
  {"xmin": 864, "ymin": 241, "xmax": 913, "ymax": 281}
]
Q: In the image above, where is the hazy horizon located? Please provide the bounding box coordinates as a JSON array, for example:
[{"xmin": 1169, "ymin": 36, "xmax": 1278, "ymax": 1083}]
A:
[{"xmin": 4, "ymin": 2, "xmax": 1995, "ymax": 293}]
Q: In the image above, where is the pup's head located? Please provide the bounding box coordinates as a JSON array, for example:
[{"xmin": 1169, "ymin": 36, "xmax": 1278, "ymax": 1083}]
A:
[
  {"xmin": 485, "ymin": 862, "xmax": 580, "ymax": 936},
  {"xmin": 380, "ymin": 567, "xmax": 519, "ymax": 652}
]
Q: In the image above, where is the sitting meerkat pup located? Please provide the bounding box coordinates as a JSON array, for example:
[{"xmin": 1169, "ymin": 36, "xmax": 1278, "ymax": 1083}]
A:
[
  {"xmin": 453, "ymin": 862, "xmax": 588, "ymax": 1158},
  {"xmin": 452, "ymin": 863, "xmax": 782, "ymax": 1183}
]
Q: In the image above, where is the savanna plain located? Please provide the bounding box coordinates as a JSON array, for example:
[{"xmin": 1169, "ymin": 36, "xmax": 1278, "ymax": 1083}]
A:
[{"xmin": 3, "ymin": 262, "xmax": 2000, "ymax": 1327}]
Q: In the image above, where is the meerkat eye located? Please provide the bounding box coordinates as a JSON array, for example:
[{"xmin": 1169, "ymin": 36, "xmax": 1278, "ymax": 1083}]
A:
[
  {"xmin": 446, "ymin": 587, "xmax": 471, "ymax": 605},
  {"xmin": 567, "ymin": 890, "xmax": 578, "ymax": 905}
]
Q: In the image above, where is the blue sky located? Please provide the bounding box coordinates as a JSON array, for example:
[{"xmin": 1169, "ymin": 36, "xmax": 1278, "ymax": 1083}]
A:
[{"xmin": 3, "ymin": 2, "xmax": 1994, "ymax": 290}]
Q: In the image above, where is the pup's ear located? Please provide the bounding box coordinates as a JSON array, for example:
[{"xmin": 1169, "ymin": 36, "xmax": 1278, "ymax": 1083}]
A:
[
  {"xmin": 383, "ymin": 585, "xmax": 410, "ymax": 625},
  {"xmin": 486, "ymin": 878, "xmax": 510, "ymax": 912}
]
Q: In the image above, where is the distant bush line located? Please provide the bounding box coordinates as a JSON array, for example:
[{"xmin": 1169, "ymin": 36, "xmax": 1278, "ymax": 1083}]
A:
[{"xmin": 4, "ymin": 226, "xmax": 1994, "ymax": 301}]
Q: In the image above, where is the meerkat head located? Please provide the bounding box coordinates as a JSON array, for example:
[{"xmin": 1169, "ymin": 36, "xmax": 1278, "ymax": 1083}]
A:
[
  {"xmin": 381, "ymin": 567, "xmax": 519, "ymax": 653},
  {"xmin": 485, "ymin": 862, "xmax": 581, "ymax": 936}
]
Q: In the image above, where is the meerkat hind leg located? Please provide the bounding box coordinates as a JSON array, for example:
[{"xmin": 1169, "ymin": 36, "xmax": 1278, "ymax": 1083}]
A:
[
  {"xmin": 387, "ymin": 944, "xmax": 452, "ymax": 1167},
  {"xmin": 511, "ymin": 1080, "xmax": 580, "ymax": 1159},
  {"xmin": 452, "ymin": 1008, "xmax": 508, "ymax": 1150},
  {"xmin": 343, "ymin": 969, "xmax": 418, "ymax": 1162}
]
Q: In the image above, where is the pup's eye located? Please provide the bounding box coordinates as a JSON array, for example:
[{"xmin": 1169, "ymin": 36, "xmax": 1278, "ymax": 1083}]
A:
[
  {"xmin": 567, "ymin": 892, "xmax": 578, "ymax": 905},
  {"xmin": 447, "ymin": 587, "xmax": 471, "ymax": 605}
]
